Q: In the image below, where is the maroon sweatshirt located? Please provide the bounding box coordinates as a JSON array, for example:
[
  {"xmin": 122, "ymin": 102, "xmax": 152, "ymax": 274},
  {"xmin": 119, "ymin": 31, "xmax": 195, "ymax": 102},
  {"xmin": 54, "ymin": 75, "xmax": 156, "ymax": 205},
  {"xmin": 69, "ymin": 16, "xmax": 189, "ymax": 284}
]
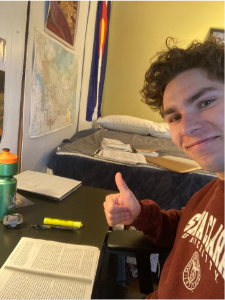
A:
[{"xmin": 132, "ymin": 178, "xmax": 224, "ymax": 299}]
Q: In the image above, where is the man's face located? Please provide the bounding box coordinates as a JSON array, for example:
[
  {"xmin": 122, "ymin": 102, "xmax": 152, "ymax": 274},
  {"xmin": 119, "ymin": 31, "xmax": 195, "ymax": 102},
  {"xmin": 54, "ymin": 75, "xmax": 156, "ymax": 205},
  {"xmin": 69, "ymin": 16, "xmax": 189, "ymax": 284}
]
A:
[{"xmin": 163, "ymin": 68, "xmax": 224, "ymax": 178}]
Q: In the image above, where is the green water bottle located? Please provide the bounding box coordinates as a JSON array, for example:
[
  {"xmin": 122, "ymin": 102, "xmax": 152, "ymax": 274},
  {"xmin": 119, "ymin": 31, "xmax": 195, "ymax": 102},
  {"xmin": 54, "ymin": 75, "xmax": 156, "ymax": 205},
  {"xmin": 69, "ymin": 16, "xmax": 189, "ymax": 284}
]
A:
[{"xmin": 0, "ymin": 148, "xmax": 18, "ymax": 221}]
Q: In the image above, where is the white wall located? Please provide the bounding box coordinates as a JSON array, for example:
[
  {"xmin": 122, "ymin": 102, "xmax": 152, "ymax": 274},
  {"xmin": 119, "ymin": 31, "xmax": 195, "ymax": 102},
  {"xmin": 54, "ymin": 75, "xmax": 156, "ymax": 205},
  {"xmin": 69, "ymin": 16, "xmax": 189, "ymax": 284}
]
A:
[
  {"xmin": 0, "ymin": 1, "xmax": 27, "ymax": 155},
  {"xmin": 21, "ymin": 1, "xmax": 97, "ymax": 173}
]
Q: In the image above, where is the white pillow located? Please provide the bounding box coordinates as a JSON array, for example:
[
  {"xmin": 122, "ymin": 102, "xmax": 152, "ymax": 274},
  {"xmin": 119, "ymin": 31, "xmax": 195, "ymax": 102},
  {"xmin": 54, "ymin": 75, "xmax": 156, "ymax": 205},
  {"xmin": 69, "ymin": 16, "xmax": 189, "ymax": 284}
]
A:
[
  {"xmin": 97, "ymin": 115, "xmax": 172, "ymax": 139},
  {"xmin": 148, "ymin": 121, "xmax": 172, "ymax": 139}
]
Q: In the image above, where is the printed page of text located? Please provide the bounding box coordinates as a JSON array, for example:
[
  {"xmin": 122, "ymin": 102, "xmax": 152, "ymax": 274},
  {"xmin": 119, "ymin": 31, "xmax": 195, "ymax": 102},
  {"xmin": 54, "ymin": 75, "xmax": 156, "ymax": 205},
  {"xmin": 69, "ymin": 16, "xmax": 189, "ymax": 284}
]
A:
[{"xmin": 0, "ymin": 238, "xmax": 100, "ymax": 299}]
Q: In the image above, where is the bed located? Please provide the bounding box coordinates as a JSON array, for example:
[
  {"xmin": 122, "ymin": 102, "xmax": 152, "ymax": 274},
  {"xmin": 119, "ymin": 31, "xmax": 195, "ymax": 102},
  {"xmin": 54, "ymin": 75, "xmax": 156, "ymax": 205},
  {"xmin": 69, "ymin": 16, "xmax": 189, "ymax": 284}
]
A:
[{"xmin": 47, "ymin": 115, "xmax": 215, "ymax": 211}]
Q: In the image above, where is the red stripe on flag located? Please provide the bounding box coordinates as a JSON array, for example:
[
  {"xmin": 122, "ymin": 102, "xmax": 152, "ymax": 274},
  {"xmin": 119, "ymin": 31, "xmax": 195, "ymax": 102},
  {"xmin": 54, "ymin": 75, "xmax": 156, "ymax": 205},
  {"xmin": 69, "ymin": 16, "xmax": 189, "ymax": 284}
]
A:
[{"xmin": 99, "ymin": 1, "xmax": 108, "ymax": 57}]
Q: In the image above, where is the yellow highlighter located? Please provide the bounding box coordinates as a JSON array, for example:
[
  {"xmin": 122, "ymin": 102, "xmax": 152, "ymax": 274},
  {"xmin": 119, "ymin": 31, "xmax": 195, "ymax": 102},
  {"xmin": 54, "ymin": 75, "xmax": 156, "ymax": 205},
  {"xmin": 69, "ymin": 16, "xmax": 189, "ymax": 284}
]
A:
[{"xmin": 43, "ymin": 218, "xmax": 83, "ymax": 229}]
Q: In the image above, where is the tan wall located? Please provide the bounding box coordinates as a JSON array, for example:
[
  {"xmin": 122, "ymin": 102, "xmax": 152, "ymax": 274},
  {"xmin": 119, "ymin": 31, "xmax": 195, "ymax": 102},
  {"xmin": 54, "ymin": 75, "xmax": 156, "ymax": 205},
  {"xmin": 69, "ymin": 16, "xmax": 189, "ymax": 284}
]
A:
[{"xmin": 101, "ymin": 1, "xmax": 224, "ymax": 122}]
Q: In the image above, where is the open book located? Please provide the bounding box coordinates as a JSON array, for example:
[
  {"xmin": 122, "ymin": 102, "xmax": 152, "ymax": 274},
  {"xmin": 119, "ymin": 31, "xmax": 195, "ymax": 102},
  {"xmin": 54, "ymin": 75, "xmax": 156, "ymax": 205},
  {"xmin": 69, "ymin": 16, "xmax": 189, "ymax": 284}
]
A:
[
  {"xmin": 14, "ymin": 170, "xmax": 82, "ymax": 200},
  {"xmin": 95, "ymin": 148, "xmax": 147, "ymax": 165},
  {"xmin": 0, "ymin": 237, "xmax": 99, "ymax": 299}
]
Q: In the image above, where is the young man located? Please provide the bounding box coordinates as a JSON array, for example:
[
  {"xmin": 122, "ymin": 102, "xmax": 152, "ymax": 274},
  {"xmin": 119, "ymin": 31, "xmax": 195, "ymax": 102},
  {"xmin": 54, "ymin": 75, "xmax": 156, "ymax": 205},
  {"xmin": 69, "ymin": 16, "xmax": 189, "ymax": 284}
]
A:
[{"xmin": 103, "ymin": 37, "xmax": 224, "ymax": 298}]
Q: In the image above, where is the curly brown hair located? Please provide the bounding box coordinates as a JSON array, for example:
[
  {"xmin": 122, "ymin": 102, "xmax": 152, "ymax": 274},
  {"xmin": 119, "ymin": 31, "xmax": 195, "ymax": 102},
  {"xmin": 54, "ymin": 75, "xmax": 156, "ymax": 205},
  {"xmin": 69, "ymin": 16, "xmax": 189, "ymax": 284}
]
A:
[{"xmin": 141, "ymin": 36, "xmax": 224, "ymax": 117}]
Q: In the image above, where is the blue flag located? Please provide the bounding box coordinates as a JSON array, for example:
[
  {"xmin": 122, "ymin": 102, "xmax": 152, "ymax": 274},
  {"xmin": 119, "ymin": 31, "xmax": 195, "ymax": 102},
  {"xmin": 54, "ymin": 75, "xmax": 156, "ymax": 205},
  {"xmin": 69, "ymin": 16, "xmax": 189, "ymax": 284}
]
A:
[{"xmin": 86, "ymin": 1, "xmax": 111, "ymax": 121}]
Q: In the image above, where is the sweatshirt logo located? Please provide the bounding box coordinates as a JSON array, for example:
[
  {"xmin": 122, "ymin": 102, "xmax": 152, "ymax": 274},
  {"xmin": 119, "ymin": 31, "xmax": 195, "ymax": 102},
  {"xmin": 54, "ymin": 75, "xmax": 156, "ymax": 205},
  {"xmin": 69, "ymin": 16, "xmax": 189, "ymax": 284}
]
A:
[
  {"xmin": 182, "ymin": 211, "xmax": 224, "ymax": 289},
  {"xmin": 183, "ymin": 252, "xmax": 201, "ymax": 290}
]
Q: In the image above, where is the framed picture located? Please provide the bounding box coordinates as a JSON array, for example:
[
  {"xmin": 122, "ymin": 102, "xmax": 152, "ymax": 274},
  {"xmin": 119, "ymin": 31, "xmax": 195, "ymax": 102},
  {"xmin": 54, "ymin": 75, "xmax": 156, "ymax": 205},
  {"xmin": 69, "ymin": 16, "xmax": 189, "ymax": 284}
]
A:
[
  {"xmin": 209, "ymin": 28, "xmax": 224, "ymax": 40},
  {"xmin": 45, "ymin": 1, "xmax": 79, "ymax": 49}
]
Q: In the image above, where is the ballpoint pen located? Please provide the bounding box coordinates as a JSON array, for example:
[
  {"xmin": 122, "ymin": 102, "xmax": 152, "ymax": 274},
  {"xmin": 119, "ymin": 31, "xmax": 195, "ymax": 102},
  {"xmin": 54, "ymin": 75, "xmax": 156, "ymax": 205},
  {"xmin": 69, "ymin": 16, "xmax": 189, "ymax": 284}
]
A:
[{"xmin": 31, "ymin": 225, "xmax": 79, "ymax": 230}]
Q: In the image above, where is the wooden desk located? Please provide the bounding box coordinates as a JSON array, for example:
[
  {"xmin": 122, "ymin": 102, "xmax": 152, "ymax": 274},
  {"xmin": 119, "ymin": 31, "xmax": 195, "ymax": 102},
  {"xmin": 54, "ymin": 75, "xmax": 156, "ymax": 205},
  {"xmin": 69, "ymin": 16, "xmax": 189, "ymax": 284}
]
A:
[{"xmin": 0, "ymin": 186, "xmax": 113, "ymax": 268}]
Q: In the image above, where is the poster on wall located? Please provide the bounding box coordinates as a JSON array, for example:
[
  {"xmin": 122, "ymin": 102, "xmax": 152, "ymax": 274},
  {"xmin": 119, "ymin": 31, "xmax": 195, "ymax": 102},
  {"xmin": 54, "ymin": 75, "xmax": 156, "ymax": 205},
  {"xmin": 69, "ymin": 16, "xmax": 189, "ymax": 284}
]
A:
[
  {"xmin": 45, "ymin": 1, "xmax": 79, "ymax": 49},
  {"xmin": 29, "ymin": 29, "xmax": 78, "ymax": 138},
  {"xmin": 0, "ymin": 38, "xmax": 6, "ymax": 141},
  {"xmin": 210, "ymin": 28, "xmax": 224, "ymax": 40}
]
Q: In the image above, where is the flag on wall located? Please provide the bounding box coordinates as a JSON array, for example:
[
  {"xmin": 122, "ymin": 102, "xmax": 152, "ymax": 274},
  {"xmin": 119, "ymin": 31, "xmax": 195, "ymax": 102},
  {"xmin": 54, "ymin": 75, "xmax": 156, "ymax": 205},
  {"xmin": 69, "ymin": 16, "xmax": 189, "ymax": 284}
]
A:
[{"xmin": 86, "ymin": 1, "xmax": 111, "ymax": 121}]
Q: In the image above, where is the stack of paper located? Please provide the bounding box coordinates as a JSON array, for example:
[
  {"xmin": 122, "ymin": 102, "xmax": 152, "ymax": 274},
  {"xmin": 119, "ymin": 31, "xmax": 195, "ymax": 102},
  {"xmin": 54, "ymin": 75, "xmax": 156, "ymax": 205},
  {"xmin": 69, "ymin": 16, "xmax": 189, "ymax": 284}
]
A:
[
  {"xmin": 135, "ymin": 148, "xmax": 159, "ymax": 157},
  {"xmin": 101, "ymin": 138, "xmax": 132, "ymax": 152},
  {"xmin": 95, "ymin": 148, "xmax": 147, "ymax": 165}
]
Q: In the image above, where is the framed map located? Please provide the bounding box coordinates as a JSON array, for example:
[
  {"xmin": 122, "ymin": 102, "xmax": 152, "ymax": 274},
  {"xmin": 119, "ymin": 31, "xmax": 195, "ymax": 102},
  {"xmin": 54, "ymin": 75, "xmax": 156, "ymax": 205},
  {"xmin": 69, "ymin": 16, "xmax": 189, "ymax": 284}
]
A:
[
  {"xmin": 45, "ymin": 1, "xmax": 79, "ymax": 49},
  {"xmin": 30, "ymin": 30, "xmax": 78, "ymax": 138}
]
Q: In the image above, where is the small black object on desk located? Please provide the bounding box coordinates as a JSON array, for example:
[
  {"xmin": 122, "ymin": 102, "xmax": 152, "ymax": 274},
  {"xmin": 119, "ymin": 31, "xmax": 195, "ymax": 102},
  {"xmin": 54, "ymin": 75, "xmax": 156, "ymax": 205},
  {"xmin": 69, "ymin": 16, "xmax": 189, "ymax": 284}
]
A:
[
  {"xmin": 31, "ymin": 224, "xmax": 79, "ymax": 230},
  {"xmin": 3, "ymin": 213, "xmax": 23, "ymax": 229}
]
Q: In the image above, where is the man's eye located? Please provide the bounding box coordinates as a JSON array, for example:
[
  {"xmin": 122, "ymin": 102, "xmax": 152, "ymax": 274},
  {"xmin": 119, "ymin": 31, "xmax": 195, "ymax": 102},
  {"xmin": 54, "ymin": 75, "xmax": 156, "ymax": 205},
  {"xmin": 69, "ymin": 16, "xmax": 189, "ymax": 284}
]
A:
[
  {"xmin": 169, "ymin": 115, "xmax": 181, "ymax": 123},
  {"xmin": 200, "ymin": 99, "xmax": 214, "ymax": 108}
]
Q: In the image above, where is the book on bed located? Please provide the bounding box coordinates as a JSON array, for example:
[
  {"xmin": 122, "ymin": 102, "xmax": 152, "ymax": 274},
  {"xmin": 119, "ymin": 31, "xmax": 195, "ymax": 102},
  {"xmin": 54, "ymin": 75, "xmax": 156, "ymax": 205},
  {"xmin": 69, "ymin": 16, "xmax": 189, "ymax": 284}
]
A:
[
  {"xmin": 135, "ymin": 148, "xmax": 159, "ymax": 157},
  {"xmin": 145, "ymin": 156, "xmax": 202, "ymax": 173}
]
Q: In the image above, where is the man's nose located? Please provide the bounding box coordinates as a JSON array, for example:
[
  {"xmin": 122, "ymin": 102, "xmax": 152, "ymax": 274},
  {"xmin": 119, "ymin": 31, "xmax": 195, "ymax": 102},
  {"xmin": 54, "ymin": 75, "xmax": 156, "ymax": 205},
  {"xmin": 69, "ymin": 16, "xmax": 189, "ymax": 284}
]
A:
[{"xmin": 181, "ymin": 113, "xmax": 203, "ymax": 136}]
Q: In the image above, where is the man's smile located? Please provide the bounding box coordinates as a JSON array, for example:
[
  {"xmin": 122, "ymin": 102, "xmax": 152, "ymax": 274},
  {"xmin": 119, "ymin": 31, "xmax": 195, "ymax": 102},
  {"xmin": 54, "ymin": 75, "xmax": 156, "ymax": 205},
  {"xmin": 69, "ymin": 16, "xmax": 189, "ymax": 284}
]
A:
[{"xmin": 184, "ymin": 136, "xmax": 220, "ymax": 151}]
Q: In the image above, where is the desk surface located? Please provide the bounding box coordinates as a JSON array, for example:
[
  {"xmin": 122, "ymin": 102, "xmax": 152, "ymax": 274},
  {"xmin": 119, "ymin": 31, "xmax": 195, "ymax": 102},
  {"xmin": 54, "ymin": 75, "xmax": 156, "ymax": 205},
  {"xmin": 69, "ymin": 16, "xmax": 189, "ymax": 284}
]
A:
[{"xmin": 0, "ymin": 185, "xmax": 114, "ymax": 268}]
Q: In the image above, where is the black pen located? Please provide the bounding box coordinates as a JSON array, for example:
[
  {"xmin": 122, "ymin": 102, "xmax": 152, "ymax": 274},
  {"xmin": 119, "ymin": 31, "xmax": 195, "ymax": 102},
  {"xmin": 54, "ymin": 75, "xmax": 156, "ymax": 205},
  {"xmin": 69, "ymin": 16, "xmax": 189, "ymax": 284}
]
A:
[{"xmin": 31, "ymin": 225, "xmax": 78, "ymax": 231}]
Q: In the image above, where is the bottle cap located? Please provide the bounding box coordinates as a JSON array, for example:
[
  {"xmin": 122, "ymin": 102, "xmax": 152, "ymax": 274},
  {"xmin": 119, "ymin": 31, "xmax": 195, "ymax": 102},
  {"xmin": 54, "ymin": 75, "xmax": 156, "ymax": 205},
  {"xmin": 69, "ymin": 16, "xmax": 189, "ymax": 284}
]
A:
[{"xmin": 0, "ymin": 148, "xmax": 18, "ymax": 164}]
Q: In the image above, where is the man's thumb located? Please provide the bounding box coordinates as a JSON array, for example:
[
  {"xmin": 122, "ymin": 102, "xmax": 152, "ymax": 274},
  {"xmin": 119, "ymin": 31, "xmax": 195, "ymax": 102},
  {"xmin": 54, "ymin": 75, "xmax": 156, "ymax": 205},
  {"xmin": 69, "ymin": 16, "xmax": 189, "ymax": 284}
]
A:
[{"xmin": 115, "ymin": 172, "xmax": 130, "ymax": 194}]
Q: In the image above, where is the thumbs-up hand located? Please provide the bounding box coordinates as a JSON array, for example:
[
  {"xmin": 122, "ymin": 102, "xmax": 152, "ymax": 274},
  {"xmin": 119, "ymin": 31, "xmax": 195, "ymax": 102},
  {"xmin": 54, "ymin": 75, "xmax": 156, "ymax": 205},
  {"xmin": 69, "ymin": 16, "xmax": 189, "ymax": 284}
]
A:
[{"xmin": 103, "ymin": 172, "xmax": 141, "ymax": 227}]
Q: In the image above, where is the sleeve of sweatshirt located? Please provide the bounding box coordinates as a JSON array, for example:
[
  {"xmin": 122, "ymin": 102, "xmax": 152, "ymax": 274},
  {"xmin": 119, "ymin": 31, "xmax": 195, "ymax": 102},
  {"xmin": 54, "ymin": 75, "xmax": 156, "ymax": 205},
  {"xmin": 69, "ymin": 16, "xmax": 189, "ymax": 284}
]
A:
[{"xmin": 131, "ymin": 200, "xmax": 185, "ymax": 248}]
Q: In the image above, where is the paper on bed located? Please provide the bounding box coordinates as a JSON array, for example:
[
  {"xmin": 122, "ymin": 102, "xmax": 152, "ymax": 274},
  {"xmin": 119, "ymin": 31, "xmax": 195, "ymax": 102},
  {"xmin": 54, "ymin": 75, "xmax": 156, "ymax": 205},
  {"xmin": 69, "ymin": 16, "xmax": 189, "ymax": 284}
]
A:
[
  {"xmin": 101, "ymin": 138, "xmax": 132, "ymax": 152},
  {"xmin": 101, "ymin": 144, "xmax": 132, "ymax": 152},
  {"xmin": 95, "ymin": 148, "xmax": 147, "ymax": 165},
  {"xmin": 135, "ymin": 148, "xmax": 159, "ymax": 157}
]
